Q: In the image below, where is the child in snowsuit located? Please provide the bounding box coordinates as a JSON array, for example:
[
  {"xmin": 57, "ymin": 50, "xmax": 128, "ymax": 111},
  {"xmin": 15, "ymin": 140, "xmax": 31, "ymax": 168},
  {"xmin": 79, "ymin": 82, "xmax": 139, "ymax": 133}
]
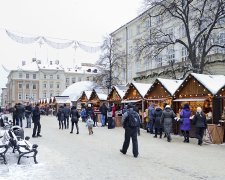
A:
[{"xmin": 86, "ymin": 116, "xmax": 94, "ymax": 135}]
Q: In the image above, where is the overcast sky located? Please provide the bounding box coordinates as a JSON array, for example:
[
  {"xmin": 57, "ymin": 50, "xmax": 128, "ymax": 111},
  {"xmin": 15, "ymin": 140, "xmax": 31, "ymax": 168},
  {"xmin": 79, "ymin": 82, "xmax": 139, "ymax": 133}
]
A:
[{"xmin": 0, "ymin": 0, "xmax": 143, "ymax": 92}]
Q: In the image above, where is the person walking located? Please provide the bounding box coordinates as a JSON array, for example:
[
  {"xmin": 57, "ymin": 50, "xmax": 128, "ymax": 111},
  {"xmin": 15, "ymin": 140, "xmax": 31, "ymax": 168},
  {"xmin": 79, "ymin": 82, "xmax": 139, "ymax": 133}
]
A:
[
  {"xmin": 12, "ymin": 104, "xmax": 18, "ymax": 126},
  {"xmin": 160, "ymin": 105, "xmax": 176, "ymax": 142},
  {"xmin": 70, "ymin": 106, "xmax": 80, "ymax": 134},
  {"xmin": 86, "ymin": 115, "xmax": 94, "ymax": 135},
  {"xmin": 107, "ymin": 105, "xmax": 113, "ymax": 129},
  {"xmin": 63, "ymin": 104, "xmax": 70, "ymax": 129},
  {"xmin": 25, "ymin": 102, "xmax": 33, "ymax": 128},
  {"xmin": 192, "ymin": 107, "xmax": 207, "ymax": 146},
  {"xmin": 179, "ymin": 103, "xmax": 191, "ymax": 143},
  {"xmin": 153, "ymin": 106, "xmax": 163, "ymax": 138},
  {"xmin": 99, "ymin": 103, "xmax": 108, "ymax": 127},
  {"xmin": 80, "ymin": 107, "xmax": 86, "ymax": 122},
  {"xmin": 120, "ymin": 103, "xmax": 140, "ymax": 158},
  {"xmin": 57, "ymin": 106, "xmax": 65, "ymax": 130},
  {"xmin": 32, "ymin": 103, "xmax": 42, "ymax": 138},
  {"xmin": 148, "ymin": 103, "xmax": 155, "ymax": 134}
]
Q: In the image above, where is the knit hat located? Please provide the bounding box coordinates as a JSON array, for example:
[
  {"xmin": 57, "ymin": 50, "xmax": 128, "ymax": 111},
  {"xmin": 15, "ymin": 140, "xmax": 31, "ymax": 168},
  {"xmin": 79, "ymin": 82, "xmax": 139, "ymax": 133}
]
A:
[{"xmin": 165, "ymin": 105, "xmax": 170, "ymax": 108}]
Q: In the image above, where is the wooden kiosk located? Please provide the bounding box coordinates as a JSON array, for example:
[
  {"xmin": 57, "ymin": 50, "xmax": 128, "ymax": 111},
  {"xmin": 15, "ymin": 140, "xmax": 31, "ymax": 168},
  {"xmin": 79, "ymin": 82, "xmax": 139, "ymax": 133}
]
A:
[
  {"xmin": 122, "ymin": 82, "xmax": 152, "ymax": 125},
  {"xmin": 173, "ymin": 73, "xmax": 225, "ymax": 143},
  {"xmin": 54, "ymin": 96, "xmax": 71, "ymax": 112},
  {"xmin": 144, "ymin": 78, "xmax": 183, "ymax": 133},
  {"xmin": 77, "ymin": 90, "xmax": 92, "ymax": 110},
  {"xmin": 107, "ymin": 85, "xmax": 128, "ymax": 127},
  {"xmin": 89, "ymin": 89, "xmax": 108, "ymax": 123}
]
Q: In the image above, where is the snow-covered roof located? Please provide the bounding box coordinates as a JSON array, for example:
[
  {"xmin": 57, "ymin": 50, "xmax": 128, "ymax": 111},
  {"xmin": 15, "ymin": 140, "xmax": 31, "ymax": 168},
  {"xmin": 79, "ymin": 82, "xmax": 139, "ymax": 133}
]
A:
[
  {"xmin": 17, "ymin": 61, "xmax": 39, "ymax": 71},
  {"xmin": 114, "ymin": 85, "xmax": 128, "ymax": 99},
  {"xmin": 157, "ymin": 78, "xmax": 183, "ymax": 96},
  {"xmin": 84, "ymin": 90, "xmax": 92, "ymax": 100},
  {"xmin": 96, "ymin": 93, "xmax": 107, "ymax": 101},
  {"xmin": 55, "ymin": 96, "xmax": 71, "ymax": 104},
  {"xmin": 61, "ymin": 81, "xmax": 98, "ymax": 101},
  {"xmin": 132, "ymin": 83, "xmax": 152, "ymax": 98},
  {"xmin": 191, "ymin": 73, "xmax": 225, "ymax": 95}
]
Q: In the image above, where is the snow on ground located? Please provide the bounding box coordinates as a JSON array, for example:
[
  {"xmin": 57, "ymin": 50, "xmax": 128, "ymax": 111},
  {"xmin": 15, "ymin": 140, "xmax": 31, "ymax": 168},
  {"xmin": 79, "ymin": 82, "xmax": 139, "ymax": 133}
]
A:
[{"xmin": 1, "ymin": 115, "xmax": 225, "ymax": 180}]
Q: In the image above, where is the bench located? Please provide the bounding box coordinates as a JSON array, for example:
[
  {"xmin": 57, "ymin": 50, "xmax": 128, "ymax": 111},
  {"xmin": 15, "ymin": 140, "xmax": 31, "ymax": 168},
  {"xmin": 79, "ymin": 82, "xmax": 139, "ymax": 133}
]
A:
[
  {"xmin": 8, "ymin": 128, "xmax": 38, "ymax": 165},
  {"xmin": 0, "ymin": 131, "xmax": 10, "ymax": 164}
]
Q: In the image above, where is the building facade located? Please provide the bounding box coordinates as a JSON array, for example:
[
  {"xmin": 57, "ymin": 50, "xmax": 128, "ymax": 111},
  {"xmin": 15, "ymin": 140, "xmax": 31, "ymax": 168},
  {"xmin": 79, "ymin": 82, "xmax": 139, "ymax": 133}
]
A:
[
  {"xmin": 110, "ymin": 1, "xmax": 225, "ymax": 84},
  {"xmin": 4, "ymin": 59, "xmax": 99, "ymax": 106}
]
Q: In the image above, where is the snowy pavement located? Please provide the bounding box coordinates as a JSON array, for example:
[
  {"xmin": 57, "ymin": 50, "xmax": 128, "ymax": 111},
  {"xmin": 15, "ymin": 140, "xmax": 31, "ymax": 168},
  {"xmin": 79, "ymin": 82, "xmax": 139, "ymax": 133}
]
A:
[{"xmin": 1, "ymin": 115, "xmax": 225, "ymax": 180}]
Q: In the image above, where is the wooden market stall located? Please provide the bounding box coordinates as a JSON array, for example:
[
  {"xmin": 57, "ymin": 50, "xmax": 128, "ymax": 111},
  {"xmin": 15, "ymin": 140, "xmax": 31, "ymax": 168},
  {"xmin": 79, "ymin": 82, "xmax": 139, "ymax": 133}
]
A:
[
  {"xmin": 76, "ymin": 90, "xmax": 92, "ymax": 110},
  {"xmin": 89, "ymin": 89, "xmax": 108, "ymax": 122},
  {"xmin": 54, "ymin": 96, "xmax": 71, "ymax": 113},
  {"xmin": 217, "ymin": 85, "xmax": 225, "ymax": 142},
  {"xmin": 173, "ymin": 73, "xmax": 225, "ymax": 143},
  {"xmin": 144, "ymin": 78, "xmax": 183, "ymax": 134},
  {"xmin": 107, "ymin": 85, "xmax": 128, "ymax": 127},
  {"xmin": 122, "ymin": 82, "xmax": 152, "ymax": 126}
]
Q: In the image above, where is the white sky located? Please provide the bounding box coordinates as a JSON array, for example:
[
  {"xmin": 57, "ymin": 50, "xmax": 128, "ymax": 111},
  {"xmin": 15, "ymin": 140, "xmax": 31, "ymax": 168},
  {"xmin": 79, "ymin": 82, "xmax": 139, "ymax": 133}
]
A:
[{"xmin": 0, "ymin": 0, "xmax": 143, "ymax": 92}]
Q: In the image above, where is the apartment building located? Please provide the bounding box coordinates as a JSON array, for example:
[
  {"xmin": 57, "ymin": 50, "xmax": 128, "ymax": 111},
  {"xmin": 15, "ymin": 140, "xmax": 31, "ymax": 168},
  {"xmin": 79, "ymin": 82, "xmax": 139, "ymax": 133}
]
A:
[
  {"xmin": 110, "ymin": 1, "xmax": 225, "ymax": 84},
  {"xmin": 5, "ymin": 59, "xmax": 99, "ymax": 106}
]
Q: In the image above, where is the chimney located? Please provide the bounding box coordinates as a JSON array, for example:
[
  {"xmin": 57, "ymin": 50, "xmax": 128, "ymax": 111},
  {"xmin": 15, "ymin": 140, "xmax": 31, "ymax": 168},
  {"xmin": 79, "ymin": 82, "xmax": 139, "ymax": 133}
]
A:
[{"xmin": 22, "ymin": 61, "xmax": 26, "ymax": 66}]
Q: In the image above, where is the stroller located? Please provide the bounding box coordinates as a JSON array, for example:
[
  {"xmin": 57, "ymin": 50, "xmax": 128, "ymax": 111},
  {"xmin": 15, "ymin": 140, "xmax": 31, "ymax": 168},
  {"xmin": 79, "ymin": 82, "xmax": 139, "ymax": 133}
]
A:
[{"xmin": 0, "ymin": 114, "xmax": 13, "ymax": 130}]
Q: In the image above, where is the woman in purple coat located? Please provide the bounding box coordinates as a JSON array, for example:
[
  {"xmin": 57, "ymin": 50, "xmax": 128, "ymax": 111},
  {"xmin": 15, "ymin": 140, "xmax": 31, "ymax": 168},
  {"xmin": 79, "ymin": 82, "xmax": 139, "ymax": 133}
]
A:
[{"xmin": 180, "ymin": 103, "xmax": 191, "ymax": 143}]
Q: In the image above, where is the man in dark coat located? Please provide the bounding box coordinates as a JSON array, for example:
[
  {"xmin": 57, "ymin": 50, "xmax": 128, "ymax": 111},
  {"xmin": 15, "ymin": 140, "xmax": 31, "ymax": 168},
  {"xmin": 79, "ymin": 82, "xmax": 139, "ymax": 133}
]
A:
[
  {"xmin": 99, "ymin": 103, "xmax": 108, "ymax": 127},
  {"xmin": 120, "ymin": 103, "xmax": 140, "ymax": 158},
  {"xmin": 63, "ymin": 104, "xmax": 70, "ymax": 129},
  {"xmin": 153, "ymin": 106, "xmax": 163, "ymax": 138},
  {"xmin": 16, "ymin": 103, "xmax": 25, "ymax": 128},
  {"xmin": 25, "ymin": 103, "xmax": 33, "ymax": 128},
  {"xmin": 32, "ymin": 103, "xmax": 42, "ymax": 138}
]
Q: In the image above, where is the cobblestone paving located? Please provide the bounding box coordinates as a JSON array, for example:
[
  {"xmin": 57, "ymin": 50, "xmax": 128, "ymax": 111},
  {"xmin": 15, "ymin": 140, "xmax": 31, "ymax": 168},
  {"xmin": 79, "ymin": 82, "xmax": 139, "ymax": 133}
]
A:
[{"xmin": 1, "ymin": 115, "xmax": 225, "ymax": 180}]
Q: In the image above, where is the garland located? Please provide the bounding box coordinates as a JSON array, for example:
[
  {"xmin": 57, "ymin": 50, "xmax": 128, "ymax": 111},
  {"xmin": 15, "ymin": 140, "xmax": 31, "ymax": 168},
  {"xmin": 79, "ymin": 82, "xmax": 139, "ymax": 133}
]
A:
[{"xmin": 5, "ymin": 30, "xmax": 101, "ymax": 53}]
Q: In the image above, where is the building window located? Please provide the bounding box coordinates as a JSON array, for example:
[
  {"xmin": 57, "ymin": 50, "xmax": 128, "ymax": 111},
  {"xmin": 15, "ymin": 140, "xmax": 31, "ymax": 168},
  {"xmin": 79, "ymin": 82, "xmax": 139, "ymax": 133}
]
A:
[
  {"xmin": 25, "ymin": 94, "xmax": 30, "ymax": 100},
  {"xmin": 43, "ymin": 92, "xmax": 47, "ymax": 98},
  {"xmin": 33, "ymin": 84, "xmax": 37, "ymax": 89},
  {"xmin": 57, "ymin": 84, "xmax": 60, "ymax": 88},
  {"xmin": 19, "ymin": 73, "xmax": 22, "ymax": 78},
  {"xmin": 128, "ymin": 28, "xmax": 133, "ymax": 39},
  {"xmin": 72, "ymin": 78, "xmax": 76, "ymax": 83},
  {"xmin": 33, "ymin": 74, "xmax": 36, "ymax": 79},
  {"xmin": 26, "ymin": 74, "xmax": 29, "ymax": 79},
  {"xmin": 18, "ymin": 83, "xmax": 22, "ymax": 89},
  {"xmin": 66, "ymin": 78, "xmax": 70, "ymax": 83},
  {"xmin": 167, "ymin": 46, "xmax": 175, "ymax": 63},
  {"xmin": 136, "ymin": 25, "xmax": 141, "ymax": 35},
  {"xmin": 43, "ymin": 83, "xmax": 47, "ymax": 88},
  {"xmin": 57, "ymin": 75, "xmax": 60, "ymax": 79},
  {"xmin": 33, "ymin": 94, "xmax": 36, "ymax": 100},
  {"xmin": 179, "ymin": 25, "xmax": 186, "ymax": 38},
  {"xmin": 50, "ymin": 92, "xmax": 53, "ymax": 97},
  {"xmin": 26, "ymin": 84, "xmax": 29, "ymax": 89},
  {"xmin": 18, "ymin": 93, "xmax": 22, "ymax": 100},
  {"xmin": 50, "ymin": 75, "xmax": 53, "ymax": 79},
  {"xmin": 44, "ymin": 74, "xmax": 47, "ymax": 79},
  {"xmin": 50, "ymin": 83, "xmax": 53, "ymax": 89},
  {"xmin": 78, "ymin": 77, "xmax": 81, "ymax": 82},
  {"xmin": 181, "ymin": 46, "xmax": 188, "ymax": 61},
  {"xmin": 156, "ymin": 55, "xmax": 162, "ymax": 67}
]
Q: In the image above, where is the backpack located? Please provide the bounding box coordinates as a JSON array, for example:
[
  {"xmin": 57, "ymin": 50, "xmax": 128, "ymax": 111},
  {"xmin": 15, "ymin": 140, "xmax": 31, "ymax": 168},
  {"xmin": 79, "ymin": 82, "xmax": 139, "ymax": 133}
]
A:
[{"xmin": 128, "ymin": 111, "xmax": 139, "ymax": 127}]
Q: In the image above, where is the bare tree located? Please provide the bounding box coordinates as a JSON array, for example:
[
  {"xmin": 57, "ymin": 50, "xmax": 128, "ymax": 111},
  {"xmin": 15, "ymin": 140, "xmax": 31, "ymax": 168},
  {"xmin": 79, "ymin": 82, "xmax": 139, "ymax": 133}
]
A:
[
  {"xmin": 136, "ymin": 0, "xmax": 225, "ymax": 78},
  {"xmin": 95, "ymin": 35, "xmax": 126, "ymax": 91}
]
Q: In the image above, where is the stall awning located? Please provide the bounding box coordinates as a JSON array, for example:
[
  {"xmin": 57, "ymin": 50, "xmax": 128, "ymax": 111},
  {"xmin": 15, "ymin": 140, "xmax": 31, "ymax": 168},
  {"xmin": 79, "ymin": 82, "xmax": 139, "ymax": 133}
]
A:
[
  {"xmin": 145, "ymin": 98, "xmax": 169, "ymax": 101},
  {"xmin": 121, "ymin": 100, "xmax": 142, "ymax": 103},
  {"xmin": 173, "ymin": 98, "xmax": 206, "ymax": 102}
]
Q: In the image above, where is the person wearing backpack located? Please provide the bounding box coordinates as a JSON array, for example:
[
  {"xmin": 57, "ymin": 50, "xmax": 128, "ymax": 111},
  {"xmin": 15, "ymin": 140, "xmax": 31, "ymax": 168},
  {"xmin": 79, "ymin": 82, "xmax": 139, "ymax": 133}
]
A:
[
  {"xmin": 120, "ymin": 103, "xmax": 140, "ymax": 158},
  {"xmin": 57, "ymin": 106, "xmax": 65, "ymax": 130},
  {"xmin": 70, "ymin": 106, "xmax": 80, "ymax": 134}
]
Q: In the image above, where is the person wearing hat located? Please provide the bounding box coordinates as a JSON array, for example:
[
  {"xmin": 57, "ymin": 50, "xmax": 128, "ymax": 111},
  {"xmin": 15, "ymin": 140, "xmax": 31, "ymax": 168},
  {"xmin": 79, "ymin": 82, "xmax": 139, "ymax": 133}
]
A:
[
  {"xmin": 192, "ymin": 107, "xmax": 207, "ymax": 146},
  {"xmin": 160, "ymin": 105, "xmax": 176, "ymax": 142},
  {"xmin": 120, "ymin": 103, "xmax": 140, "ymax": 158}
]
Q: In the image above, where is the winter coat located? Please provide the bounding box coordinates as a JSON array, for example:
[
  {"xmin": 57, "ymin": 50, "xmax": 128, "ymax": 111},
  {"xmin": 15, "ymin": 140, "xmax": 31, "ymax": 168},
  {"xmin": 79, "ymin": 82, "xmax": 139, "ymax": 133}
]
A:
[
  {"xmin": 32, "ymin": 106, "xmax": 40, "ymax": 123},
  {"xmin": 86, "ymin": 107, "xmax": 94, "ymax": 119},
  {"xmin": 63, "ymin": 107, "xmax": 70, "ymax": 118},
  {"xmin": 161, "ymin": 107, "xmax": 176, "ymax": 134},
  {"xmin": 122, "ymin": 108, "xmax": 140, "ymax": 129},
  {"xmin": 25, "ymin": 105, "xmax": 33, "ymax": 117},
  {"xmin": 99, "ymin": 104, "xmax": 108, "ymax": 115},
  {"xmin": 86, "ymin": 118, "xmax": 94, "ymax": 128},
  {"xmin": 70, "ymin": 108, "xmax": 80, "ymax": 122},
  {"xmin": 112, "ymin": 106, "xmax": 116, "ymax": 117},
  {"xmin": 153, "ymin": 107, "xmax": 163, "ymax": 129},
  {"xmin": 80, "ymin": 109, "xmax": 86, "ymax": 118},
  {"xmin": 148, "ymin": 105, "xmax": 155, "ymax": 122},
  {"xmin": 193, "ymin": 112, "xmax": 207, "ymax": 128},
  {"xmin": 16, "ymin": 104, "xmax": 25, "ymax": 118},
  {"xmin": 180, "ymin": 108, "xmax": 191, "ymax": 131},
  {"xmin": 57, "ymin": 108, "xmax": 64, "ymax": 121}
]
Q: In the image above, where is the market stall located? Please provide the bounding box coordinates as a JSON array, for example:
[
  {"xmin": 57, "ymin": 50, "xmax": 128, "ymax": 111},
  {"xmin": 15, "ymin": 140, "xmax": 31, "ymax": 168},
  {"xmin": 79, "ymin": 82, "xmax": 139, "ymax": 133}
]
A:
[
  {"xmin": 54, "ymin": 96, "xmax": 71, "ymax": 113},
  {"xmin": 107, "ymin": 85, "xmax": 128, "ymax": 127},
  {"xmin": 122, "ymin": 82, "xmax": 152, "ymax": 127},
  {"xmin": 217, "ymin": 85, "xmax": 225, "ymax": 142},
  {"xmin": 77, "ymin": 90, "xmax": 92, "ymax": 110},
  {"xmin": 89, "ymin": 89, "xmax": 108, "ymax": 123},
  {"xmin": 173, "ymin": 73, "xmax": 225, "ymax": 143},
  {"xmin": 144, "ymin": 78, "xmax": 183, "ymax": 134}
]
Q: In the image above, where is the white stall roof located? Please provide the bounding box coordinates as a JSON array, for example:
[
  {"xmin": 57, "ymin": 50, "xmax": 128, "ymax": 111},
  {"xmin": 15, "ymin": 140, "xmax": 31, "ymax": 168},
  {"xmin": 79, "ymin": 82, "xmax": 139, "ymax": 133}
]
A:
[{"xmin": 132, "ymin": 83, "xmax": 152, "ymax": 98}]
